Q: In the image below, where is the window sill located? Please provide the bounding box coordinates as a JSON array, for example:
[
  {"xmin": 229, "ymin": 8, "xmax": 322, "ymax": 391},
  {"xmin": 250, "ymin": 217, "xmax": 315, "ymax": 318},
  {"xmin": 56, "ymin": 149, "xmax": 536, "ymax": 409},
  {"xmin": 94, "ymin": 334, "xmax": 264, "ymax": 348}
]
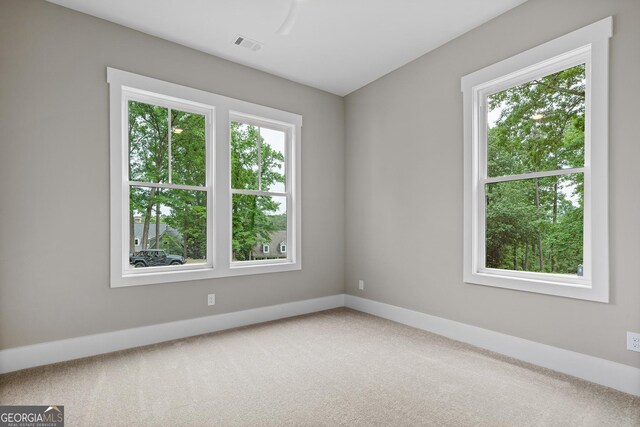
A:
[
  {"xmin": 227, "ymin": 260, "xmax": 301, "ymax": 276},
  {"xmin": 112, "ymin": 261, "xmax": 301, "ymax": 288},
  {"xmin": 464, "ymin": 270, "xmax": 607, "ymax": 303}
]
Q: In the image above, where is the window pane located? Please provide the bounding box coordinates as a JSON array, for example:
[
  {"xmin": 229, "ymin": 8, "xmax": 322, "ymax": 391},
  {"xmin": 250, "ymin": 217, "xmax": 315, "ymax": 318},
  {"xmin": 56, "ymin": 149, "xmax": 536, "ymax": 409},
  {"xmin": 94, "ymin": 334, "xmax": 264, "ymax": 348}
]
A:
[
  {"xmin": 231, "ymin": 122, "xmax": 259, "ymax": 190},
  {"xmin": 485, "ymin": 173, "xmax": 583, "ymax": 275},
  {"xmin": 128, "ymin": 101, "xmax": 169, "ymax": 183},
  {"xmin": 487, "ymin": 64, "xmax": 585, "ymax": 177},
  {"xmin": 129, "ymin": 186, "xmax": 207, "ymax": 267},
  {"xmin": 232, "ymin": 194, "xmax": 287, "ymax": 262},
  {"xmin": 171, "ymin": 109, "xmax": 206, "ymax": 186},
  {"xmin": 260, "ymin": 127, "xmax": 286, "ymax": 192}
]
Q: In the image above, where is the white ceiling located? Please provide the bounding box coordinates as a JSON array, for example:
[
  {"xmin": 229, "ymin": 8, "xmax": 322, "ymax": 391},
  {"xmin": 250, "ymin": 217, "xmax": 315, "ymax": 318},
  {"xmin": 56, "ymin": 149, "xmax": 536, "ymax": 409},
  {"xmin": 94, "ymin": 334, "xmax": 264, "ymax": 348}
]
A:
[{"xmin": 46, "ymin": 0, "xmax": 527, "ymax": 96}]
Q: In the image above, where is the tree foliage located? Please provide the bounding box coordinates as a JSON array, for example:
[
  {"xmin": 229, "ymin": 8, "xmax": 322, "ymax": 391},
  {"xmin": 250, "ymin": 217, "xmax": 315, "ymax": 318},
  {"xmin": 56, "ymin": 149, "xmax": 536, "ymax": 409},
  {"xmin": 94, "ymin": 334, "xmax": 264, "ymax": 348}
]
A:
[
  {"xmin": 127, "ymin": 103, "xmax": 286, "ymax": 262},
  {"xmin": 485, "ymin": 64, "xmax": 585, "ymax": 274},
  {"xmin": 128, "ymin": 101, "xmax": 207, "ymax": 260},
  {"xmin": 230, "ymin": 122, "xmax": 286, "ymax": 261}
]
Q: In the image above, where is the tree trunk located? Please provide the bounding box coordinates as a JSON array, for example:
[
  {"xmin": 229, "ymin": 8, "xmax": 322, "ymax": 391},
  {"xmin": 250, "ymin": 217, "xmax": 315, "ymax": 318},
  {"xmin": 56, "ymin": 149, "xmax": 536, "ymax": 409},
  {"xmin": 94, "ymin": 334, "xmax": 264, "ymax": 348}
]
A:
[
  {"xmin": 534, "ymin": 178, "xmax": 544, "ymax": 271},
  {"xmin": 551, "ymin": 182, "xmax": 558, "ymax": 272},
  {"xmin": 155, "ymin": 203, "xmax": 161, "ymax": 249},
  {"xmin": 129, "ymin": 210, "xmax": 135, "ymax": 254},
  {"xmin": 524, "ymin": 243, "xmax": 529, "ymax": 270},
  {"xmin": 248, "ymin": 197, "xmax": 257, "ymax": 260},
  {"xmin": 182, "ymin": 216, "xmax": 188, "ymax": 259},
  {"xmin": 141, "ymin": 188, "xmax": 157, "ymax": 250},
  {"xmin": 513, "ymin": 245, "xmax": 517, "ymax": 270}
]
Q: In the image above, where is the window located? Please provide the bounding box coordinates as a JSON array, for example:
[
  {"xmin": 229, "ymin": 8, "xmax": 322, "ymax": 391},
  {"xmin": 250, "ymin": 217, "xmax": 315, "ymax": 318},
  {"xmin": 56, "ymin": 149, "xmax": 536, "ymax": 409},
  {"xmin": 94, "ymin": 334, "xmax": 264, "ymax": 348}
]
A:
[
  {"xmin": 230, "ymin": 116, "xmax": 290, "ymax": 264},
  {"xmin": 108, "ymin": 68, "xmax": 302, "ymax": 287},
  {"xmin": 126, "ymin": 95, "xmax": 211, "ymax": 273},
  {"xmin": 280, "ymin": 242, "xmax": 287, "ymax": 254},
  {"xmin": 461, "ymin": 17, "xmax": 611, "ymax": 302}
]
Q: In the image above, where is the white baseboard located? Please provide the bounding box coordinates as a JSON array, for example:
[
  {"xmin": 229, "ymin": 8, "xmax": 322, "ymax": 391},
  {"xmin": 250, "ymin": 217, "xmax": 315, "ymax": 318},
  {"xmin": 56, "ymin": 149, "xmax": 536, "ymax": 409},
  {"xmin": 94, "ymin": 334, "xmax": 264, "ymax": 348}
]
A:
[
  {"xmin": 0, "ymin": 294, "xmax": 345, "ymax": 374},
  {"xmin": 2, "ymin": 293, "xmax": 637, "ymax": 397},
  {"xmin": 345, "ymin": 295, "xmax": 640, "ymax": 396}
]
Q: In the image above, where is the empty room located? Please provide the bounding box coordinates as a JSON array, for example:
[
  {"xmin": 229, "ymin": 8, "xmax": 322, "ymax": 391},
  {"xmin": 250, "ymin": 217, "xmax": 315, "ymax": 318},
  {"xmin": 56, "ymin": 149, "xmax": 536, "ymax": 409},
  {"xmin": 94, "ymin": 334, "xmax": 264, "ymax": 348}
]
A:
[{"xmin": 1, "ymin": 0, "xmax": 639, "ymax": 425}]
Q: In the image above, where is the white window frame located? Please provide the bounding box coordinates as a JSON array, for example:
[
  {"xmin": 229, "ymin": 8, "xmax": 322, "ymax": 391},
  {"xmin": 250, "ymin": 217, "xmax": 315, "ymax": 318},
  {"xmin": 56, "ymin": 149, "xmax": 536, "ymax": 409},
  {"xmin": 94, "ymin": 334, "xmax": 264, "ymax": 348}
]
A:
[
  {"xmin": 108, "ymin": 68, "xmax": 302, "ymax": 287},
  {"xmin": 229, "ymin": 113, "xmax": 294, "ymax": 267},
  {"xmin": 123, "ymin": 90, "xmax": 215, "ymax": 276},
  {"xmin": 461, "ymin": 17, "xmax": 611, "ymax": 302}
]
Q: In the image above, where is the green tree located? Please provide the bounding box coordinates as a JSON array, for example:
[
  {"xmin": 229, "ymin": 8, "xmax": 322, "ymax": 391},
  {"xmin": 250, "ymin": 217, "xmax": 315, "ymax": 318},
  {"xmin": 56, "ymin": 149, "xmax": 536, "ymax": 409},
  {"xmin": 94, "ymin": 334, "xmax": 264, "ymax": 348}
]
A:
[
  {"xmin": 231, "ymin": 122, "xmax": 286, "ymax": 261},
  {"xmin": 162, "ymin": 110, "xmax": 207, "ymax": 260},
  {"xmin": 485, "ymin": 64, "xmax": 585, "ymax": 274},
  {"xmin": 128, "ymin": 102, "xmax": 207, "ymax": 260},
  {"xmin": 128, "ymin": 105, "xmax": 285, "ymax": 262},
  {"xmin": 128, "ymin": 101, "xmax": 168, "ymax": 253}
]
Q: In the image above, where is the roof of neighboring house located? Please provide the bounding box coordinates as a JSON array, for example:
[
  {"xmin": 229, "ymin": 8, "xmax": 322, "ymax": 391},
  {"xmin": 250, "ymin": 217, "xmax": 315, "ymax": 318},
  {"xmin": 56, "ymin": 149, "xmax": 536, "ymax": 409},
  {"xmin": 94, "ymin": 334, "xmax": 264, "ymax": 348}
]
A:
[
  {"xmin": 134, "ymin": 222, "xmax": 181, "ymax": 241},
  {"xmin": 264, "ymin": 230, "xmax": 287, "ymax": 245}
]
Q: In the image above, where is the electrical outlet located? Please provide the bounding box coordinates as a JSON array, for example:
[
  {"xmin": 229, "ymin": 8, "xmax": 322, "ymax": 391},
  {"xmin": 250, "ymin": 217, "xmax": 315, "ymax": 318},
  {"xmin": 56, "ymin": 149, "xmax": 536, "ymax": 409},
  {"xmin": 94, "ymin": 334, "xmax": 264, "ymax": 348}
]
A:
[
  {"xmin": 358, "ymin": 280, "xmax": 364, "ymax": 290},
  {"xmin": 207, "ymin": 294, "xmax": 216, "ymax": 306},
  {"xmin": 627, "ymin": 332, "xmax": 640, "ymax": 352}
]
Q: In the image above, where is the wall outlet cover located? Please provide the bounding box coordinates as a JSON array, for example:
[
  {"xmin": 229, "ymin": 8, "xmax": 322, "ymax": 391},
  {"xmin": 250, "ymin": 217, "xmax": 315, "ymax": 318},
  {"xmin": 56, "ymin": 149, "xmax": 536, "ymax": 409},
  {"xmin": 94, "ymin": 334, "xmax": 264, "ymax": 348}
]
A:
[{"xmin": 627, "ymin": 331, "xmax": 640, "ymax": 352}]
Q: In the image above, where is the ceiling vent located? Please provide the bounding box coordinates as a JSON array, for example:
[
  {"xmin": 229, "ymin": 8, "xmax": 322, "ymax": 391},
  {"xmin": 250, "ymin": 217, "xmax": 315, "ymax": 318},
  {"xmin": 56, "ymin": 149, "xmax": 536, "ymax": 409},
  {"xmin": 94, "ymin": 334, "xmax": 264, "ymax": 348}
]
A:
[{"xmin": 233, "ymin": 35, "xmax": 262, "ymax": 52}]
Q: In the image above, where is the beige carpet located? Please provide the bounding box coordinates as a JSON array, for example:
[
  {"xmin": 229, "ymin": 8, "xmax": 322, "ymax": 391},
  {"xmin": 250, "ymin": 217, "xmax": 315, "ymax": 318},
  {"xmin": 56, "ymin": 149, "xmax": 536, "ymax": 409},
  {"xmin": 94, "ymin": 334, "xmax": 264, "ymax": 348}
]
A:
[{"xmin": 1, "ymin": 308, "xmax": 638, "ymax": 426}]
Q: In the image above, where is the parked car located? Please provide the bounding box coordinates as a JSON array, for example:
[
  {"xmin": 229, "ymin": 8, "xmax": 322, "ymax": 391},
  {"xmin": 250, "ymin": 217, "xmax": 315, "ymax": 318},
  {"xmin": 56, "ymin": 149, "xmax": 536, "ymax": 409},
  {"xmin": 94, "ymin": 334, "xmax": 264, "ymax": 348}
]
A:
[{"xmin": 129, "ymin": 249, "xmax": 185, "ymax": 268}]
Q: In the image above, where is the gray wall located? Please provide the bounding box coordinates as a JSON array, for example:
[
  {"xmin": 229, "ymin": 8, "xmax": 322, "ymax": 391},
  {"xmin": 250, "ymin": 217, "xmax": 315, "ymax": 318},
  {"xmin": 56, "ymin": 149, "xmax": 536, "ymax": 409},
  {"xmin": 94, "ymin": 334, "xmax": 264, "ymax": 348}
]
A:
[
  {"xmin": 2, "ymin": 0, "xmax": 638, "ymax": 371},
  {"xmin": 345, "ymin": 0, "xmax": 640, "ymax": 368},
  {"xmin": 0, "ymin": 0, "xmax": 345, "ymax": 349}
]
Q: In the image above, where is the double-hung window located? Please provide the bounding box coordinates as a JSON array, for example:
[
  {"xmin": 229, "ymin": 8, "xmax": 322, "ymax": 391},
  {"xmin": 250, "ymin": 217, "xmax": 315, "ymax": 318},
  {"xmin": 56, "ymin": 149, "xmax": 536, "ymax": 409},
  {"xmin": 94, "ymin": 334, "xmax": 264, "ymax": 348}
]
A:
[
  {"xmin": 230, "ymin": 115, "xmax": 291, "ymax": 265},
  {"xmin": 125, "ymin": 92, "xmax": 213, "ymax": 273},
  {"xmin": 461, "ymin": 17, "xmax": 611, "ymax": 302},
  {"xmin": 108, "ymin": 69, "xmax": 302, "ymax": 287}
]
